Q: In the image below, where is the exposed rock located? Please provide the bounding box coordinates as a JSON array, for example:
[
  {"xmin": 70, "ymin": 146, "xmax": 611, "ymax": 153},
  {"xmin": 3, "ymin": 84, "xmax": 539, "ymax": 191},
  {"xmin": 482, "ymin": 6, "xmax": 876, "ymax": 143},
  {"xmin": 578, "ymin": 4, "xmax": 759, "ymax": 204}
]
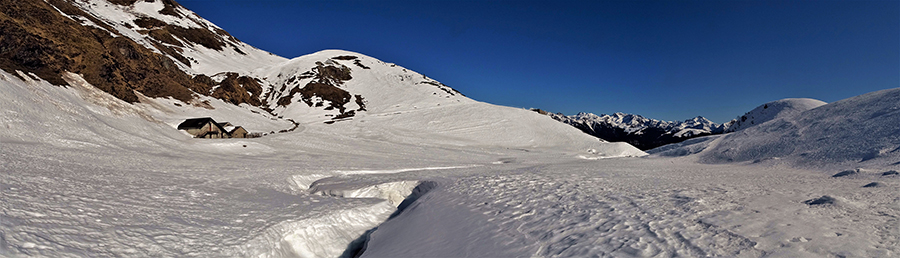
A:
[
  {"xmin": 299, "ymin": 82, "xmax": 351, "ymax": 113},
  {"xmin": 332, "ymin": 55, "xmax": 358, "ymax": 60},
  {"xmin": 158, "ymin": 0, "xmax": 184, "ymax": 18},
  {"xmin": 211, "ymin": 73, "xmax": 263, "ymax": 106},
  {"xmin": 832, "ymin": 169, "xmax": 858, "ymax": 178},
  {"xmin": 273, "ymin": 61, "xmax": 357, "ymax": 115},
  {"xmin": 803, "ymin": 196, "xmax": 835, "ymax": 206},
  {"xmin": 354, "ymin": 95, "xmax": 367, "ymax": 111}
]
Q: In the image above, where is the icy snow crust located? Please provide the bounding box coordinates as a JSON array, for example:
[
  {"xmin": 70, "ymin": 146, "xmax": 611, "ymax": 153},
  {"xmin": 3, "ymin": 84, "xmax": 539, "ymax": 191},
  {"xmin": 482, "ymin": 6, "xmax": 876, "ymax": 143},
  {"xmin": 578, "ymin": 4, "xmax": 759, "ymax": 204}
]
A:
[{"xmin": 2, "ymin": 69, "xmax": 898, "ymax": 257}]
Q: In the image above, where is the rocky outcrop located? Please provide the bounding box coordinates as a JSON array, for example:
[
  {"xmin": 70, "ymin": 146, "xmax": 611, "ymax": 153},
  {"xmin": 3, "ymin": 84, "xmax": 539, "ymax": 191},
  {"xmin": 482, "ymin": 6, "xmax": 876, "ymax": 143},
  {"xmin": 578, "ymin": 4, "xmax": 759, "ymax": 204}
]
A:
[{"xmin": 271, "ymin": 60, "xmax": 357, "ymax": 115}]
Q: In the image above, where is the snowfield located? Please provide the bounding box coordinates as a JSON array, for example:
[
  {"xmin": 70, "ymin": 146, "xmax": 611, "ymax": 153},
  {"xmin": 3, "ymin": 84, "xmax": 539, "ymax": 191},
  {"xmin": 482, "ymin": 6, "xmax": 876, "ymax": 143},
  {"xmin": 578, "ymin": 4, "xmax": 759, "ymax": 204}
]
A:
[{"xmin": 2, "ymin": 68, "xmax": 898, "ymax": 258}]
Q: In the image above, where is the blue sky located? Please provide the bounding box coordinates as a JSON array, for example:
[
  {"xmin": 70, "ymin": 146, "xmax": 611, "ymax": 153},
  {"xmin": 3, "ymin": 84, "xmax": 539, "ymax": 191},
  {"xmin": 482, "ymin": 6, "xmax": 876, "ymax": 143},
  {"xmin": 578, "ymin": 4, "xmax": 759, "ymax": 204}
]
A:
[{"xmin": 179, "ymin": 0, "xmax": 898, "ymax": 123}]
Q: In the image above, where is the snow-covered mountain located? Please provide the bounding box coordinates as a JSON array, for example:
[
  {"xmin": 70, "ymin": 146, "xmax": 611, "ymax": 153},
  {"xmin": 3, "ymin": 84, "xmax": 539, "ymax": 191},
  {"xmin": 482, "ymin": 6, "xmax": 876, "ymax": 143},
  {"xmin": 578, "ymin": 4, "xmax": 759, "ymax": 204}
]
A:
[
  {"xmin": 650, "ymin": 89, "xmax": 899, "ymax": 170},
  {"xmin": 537, "ymin": 111, "xmax": 726, "ymax": 150},
  {"xmin": 537, "ymin": 98, "xmax": 827, "ymax": 150},
  {"xmin": 722, "ymin": 98, "xmax": 827, "ymax": 132},
  {"xmin": 1, "ymin": 0, "xmax": 642, "ymax": 155}
]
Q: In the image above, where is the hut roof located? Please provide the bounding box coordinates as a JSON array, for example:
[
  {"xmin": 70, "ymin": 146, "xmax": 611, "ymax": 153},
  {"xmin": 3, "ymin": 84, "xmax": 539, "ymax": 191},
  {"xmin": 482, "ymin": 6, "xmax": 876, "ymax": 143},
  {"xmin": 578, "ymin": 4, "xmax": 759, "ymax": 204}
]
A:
[
  {"xmin": 177, "ymin": 117, "xmax": 227, "ymax": 133},
  {"xmin": 178, "ymin": 117, "xmax": 215, "ymax": 129},
  {"xmin": 229, "ymin": 126, "xmax": 247, "ymax": 134}
]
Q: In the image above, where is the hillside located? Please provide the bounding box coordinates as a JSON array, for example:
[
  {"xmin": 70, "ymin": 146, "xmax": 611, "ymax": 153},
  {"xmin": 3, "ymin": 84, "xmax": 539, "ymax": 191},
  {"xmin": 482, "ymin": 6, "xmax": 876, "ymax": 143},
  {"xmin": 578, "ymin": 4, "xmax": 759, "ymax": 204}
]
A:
[
  {"xmin": 0, "ymin": 0, "xmax": 283, "ymax": 105},
  {"xmin": 651, "ymin": 89, "xmax": 900, "ymax": 170},
  {"xmin": 723, "ymin": 98, "xmax": 827, "ymax": 133}
]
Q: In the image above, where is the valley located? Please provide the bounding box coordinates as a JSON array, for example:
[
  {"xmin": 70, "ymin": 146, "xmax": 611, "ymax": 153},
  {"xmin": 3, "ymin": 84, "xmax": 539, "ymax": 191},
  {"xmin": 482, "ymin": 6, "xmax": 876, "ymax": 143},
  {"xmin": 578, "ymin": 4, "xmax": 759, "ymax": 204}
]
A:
[{"xmin": 1, "ymin": 0, "xmax": 898, "ymax": 257}]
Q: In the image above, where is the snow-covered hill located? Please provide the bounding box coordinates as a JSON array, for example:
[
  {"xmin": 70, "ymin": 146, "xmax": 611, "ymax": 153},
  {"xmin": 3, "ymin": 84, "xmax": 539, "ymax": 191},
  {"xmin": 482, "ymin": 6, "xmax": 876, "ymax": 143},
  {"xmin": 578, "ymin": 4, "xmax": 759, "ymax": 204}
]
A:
[
  {"xmin": 540, "ymin": 111, "xmax": 726, "ymax": 150},
  {"xmin": 651, "ymin": 89, "xmax": 900, "ymax": 170},
  {"xmin": 723, "ymin": 98, "xmax": 827, "ymax": 132},
  {"xmin": 242, "ymin": 50, "xmax": 644, "ymax": 153}
]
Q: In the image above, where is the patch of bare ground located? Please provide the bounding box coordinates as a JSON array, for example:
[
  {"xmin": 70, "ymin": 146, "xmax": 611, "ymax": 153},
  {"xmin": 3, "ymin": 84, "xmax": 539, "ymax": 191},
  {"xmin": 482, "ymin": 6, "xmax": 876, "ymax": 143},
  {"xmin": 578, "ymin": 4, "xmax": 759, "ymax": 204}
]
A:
[
  {"xmin": 158, "ymin": 0, "xmax": 183, "ymax": 17},
  {"xmin": 211, "ymin": 73, "xmax": 264, "ymax": 106},
  {"xmin": 299, "ymin": 82, "xmax": 351, "ymax": 113},
  {"xmin": 354, "ymin": 95, "xmax": 367, "ymax": 111},
  {"xmin": 136, "ymin": 16, "xmax": 226, "ymax": 51},
  {"xmin": 276, "ymin": 61, "xmax": 361, "ymax": 116},
  {"xmin": 331, "ymin": 55, "xmax": 357, "ymax": 60},
  {"xmin": 106, "ymin": 0, "xmax": 140, "ymax": 6}
]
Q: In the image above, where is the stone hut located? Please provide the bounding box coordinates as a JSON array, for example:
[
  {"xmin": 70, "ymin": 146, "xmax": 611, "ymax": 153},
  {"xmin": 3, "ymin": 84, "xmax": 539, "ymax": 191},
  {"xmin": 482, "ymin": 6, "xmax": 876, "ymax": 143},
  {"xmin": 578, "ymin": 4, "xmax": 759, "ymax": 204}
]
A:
[
  {"xmin": 178, "ymin": 117, "xmax": 231, "ymax": 138},
  {"xmin": 229, "ymin": 126, "xmax": 248, "ymax": 138},
  {"xmin": 178, "ymin": 117, "xmax": 252, "ymax": 138}
]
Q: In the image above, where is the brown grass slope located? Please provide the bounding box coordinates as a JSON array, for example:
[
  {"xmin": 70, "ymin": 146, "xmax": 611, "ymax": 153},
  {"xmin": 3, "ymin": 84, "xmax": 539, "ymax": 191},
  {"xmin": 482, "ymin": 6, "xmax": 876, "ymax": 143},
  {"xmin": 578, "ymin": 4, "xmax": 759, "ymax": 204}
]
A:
[
  {"xmin": 0, "ymin": 0, "xmax": 205, "ymax": 103},
  {"xmin": 0, "ymin": 0, "xmax": 261, "ymax": 107}
]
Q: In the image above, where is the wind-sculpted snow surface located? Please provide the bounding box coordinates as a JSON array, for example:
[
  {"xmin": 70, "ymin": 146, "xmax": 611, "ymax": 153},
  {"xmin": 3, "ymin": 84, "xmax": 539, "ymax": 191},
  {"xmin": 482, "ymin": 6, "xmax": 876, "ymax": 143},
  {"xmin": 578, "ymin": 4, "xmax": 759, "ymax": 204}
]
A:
[{"xmin": 360, "ymin": 158, "xmax": 899, "ymax": 257}]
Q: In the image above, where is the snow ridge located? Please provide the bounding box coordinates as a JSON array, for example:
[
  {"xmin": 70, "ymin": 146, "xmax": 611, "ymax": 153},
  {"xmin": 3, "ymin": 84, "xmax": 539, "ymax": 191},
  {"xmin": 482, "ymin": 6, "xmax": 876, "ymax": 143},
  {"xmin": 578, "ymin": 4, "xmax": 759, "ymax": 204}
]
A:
[{"xmin": 722, "ymin": 98, "xmax": 827, "ymax": 132}]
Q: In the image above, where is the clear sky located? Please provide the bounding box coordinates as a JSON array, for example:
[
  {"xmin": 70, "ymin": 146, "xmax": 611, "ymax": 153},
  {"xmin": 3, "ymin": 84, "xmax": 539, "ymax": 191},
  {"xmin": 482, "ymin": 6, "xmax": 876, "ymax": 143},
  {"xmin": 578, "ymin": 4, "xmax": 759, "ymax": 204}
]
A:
[{"xmin": 178, "ymin": 0, "xmax": 898, "ymax": 123}]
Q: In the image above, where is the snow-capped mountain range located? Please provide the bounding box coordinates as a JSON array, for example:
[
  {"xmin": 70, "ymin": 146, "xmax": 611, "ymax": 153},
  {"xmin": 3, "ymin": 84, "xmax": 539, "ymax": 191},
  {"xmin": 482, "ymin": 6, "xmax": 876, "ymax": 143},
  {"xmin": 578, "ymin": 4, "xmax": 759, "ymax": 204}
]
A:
[
  {"xmin": 536, "ymin": 97, "xmax": 829, "ymax": 150},
  {"xmin": 537, "ymin": 110, "xmax": 726, "ymax": 150}
]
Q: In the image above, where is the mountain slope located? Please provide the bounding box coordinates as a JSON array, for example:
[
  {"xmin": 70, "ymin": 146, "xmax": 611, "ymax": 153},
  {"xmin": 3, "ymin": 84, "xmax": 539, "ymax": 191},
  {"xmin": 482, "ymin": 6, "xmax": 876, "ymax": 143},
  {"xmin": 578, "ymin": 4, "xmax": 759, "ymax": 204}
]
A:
[
  {"xmin": 243, "ymin": 49, "xmax": 644, "ymax": 154},
  {"xmin": 0, "ymin": 0, "xmax": 284, "ymax": 105},
  {"xmin": 67, "ymin": 0, "xmax": 285, "ymax": 75},
  {"xmin": 723, "ymin": 98, "xmax": 826, "ymax": 132}
]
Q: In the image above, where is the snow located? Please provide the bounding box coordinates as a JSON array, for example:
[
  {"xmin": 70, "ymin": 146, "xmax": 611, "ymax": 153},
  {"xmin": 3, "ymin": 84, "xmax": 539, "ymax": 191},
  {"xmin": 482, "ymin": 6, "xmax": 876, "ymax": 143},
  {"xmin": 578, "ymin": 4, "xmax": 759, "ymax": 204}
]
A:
[
  {"xmin": 724, "ymin": 98, "xmax": 827, "ymax": 132},
  {"xmin": 360, "ymin": 156, "xmax": 898, "ymax": 257},
  {"xmin": 2, "ymin": 69, "xmax": 897, "ymax": 257},
  {"xmin": 653, "ymin": 89, "xmax": 900, "ymax": 171}
]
